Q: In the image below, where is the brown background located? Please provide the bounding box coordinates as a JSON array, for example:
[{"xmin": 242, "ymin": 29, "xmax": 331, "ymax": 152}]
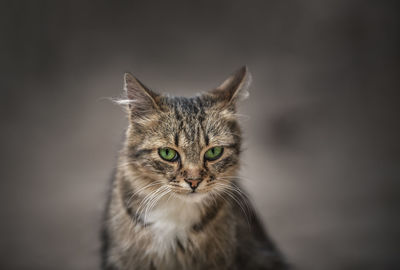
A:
[{"xmin": 1, "ymin": 1, "xmax": 399, "ymax": 269}]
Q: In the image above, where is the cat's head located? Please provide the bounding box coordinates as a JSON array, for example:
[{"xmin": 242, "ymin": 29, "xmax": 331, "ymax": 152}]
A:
[{"xmin": 119, "ymin": 67, "xmax": 250, "ymax": 202}]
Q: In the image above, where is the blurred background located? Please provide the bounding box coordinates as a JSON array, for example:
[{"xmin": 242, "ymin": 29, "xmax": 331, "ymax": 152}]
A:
[{"xmin": 1, "ymin": 1, "xmax": 399, "ymax": 269}]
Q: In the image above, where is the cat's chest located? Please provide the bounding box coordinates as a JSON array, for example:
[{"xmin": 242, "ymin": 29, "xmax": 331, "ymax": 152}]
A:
[{"xmin": 144, "ymin": 200, "xmax": 201, "ymax": 255}]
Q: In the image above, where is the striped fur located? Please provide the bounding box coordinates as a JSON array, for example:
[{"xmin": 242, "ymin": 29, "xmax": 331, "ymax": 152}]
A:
[{"xmin": 102, "ymin": 67, "xmax": 287, "ymax": 270}]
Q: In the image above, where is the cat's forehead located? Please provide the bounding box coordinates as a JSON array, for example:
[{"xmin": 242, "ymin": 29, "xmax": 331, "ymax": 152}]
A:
[
  {"xmin": 165, "ymin": 96, "xmax": 208, "ymax": 114},
  {"xmin": 163, "ymin": 96, "xmax": 230, "ymax": 127},
  {"xmin": 146, "ymin": 96, "xmax": 239, "ymax": 147}
]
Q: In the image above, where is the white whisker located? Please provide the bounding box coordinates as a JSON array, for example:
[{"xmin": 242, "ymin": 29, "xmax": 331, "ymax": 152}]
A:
[
  {"xmin": 126, "ymin": 181, "xmax": 163, "ymax": 206},
  {"xmin": 213, "ymin": 182, "xmax": 252, "ymax": 226}
]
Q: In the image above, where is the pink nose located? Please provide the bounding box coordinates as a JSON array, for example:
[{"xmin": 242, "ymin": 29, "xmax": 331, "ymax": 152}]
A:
[{"xmin": 184, "ymin": 178, "xmax": 202, "ymax": 190}]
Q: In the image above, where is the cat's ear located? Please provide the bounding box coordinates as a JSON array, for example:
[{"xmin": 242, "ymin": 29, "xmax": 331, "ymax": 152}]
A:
[
  {"xmin": 209, "ymin": 66, "xmax": 251, "ymax": 107},
  {"xmin": 123, "ymin": 72, "xmax": 160, "ymax": 115}
]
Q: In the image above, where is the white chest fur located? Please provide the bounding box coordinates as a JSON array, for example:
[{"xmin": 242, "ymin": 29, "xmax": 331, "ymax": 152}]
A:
[{"xmin": 143, "ymin": 197, "xmax": 202, "ymax": 257}]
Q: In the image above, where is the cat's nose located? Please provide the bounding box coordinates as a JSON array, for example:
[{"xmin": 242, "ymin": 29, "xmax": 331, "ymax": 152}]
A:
[{"xmin": 184, "ymin": 178, "xmax": 202, "ymax": 191}]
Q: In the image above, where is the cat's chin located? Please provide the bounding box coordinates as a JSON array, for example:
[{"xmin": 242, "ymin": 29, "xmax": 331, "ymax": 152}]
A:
[{"xmin": 173, "ymin": 191, "xmax": 208, "ymax": 203}]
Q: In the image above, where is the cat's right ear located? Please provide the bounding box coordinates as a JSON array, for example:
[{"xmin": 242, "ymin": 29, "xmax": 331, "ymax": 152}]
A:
[
  {"xmin": 122, "ymin": 73, "xmax": 160, "ymax": 116},
  {"xmin": 207, "ymin": 66, "xmax": 251, "ymax": 110}
]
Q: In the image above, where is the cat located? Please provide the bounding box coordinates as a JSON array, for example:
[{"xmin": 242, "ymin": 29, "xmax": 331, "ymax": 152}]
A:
[{"xmin": 101, "ymin": 66, "xmax": 287, "ymax": 270}]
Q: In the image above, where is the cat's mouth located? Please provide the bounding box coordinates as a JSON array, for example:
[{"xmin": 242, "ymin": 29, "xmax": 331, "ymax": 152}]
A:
[
  {"xmin": 173, "ymin": 189, "xmax": 204, "ymax": 195},
  {"xmin": 169, "ymin": 187, "xmax": 209, "ymax": 200},
  {"xmin": 189, "ymin": 190, "xmax": 200, "ymax": 195},
  {"xmin": 185, "ymin": 191, "xmax": 208, "ymax": 201}
]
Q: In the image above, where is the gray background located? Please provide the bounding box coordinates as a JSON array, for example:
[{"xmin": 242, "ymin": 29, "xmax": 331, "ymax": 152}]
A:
[{"xmin": 1, "ymin": 1, "xmax": 399, "ymax": 269}]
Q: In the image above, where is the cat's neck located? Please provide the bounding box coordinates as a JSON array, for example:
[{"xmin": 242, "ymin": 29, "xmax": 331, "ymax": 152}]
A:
[
  {"xmin": 140, "ymin": 195, "xmax": 203, "ymax": 256},
  {"xmin": 145, "ymin": 195, "xmax": 202, "ymax": 226}
]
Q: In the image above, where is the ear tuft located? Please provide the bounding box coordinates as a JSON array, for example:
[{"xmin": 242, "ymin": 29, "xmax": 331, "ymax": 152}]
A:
[{"xmin": 122, "ymin": 72, "xmax": 160, "ymax": 114}]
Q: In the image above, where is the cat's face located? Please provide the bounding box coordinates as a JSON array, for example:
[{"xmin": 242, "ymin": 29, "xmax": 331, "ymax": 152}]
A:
[{"xmin": 121, "ymin": 67, "xmax": 249, "ymax": 202}]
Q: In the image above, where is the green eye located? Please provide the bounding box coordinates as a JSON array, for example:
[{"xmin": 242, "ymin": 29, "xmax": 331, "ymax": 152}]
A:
[
  {"xmin": 204, "ymin": 146, "xmax": 224, "ymax": 161},
  {"xmin": 159, "ymin": 148, "xmax": 178, "ymax": 161}
]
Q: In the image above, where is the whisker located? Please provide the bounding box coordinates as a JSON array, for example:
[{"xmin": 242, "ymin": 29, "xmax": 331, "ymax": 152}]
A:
[
  {"xmin": 216, "ymin": 180, "xmax": 251, "ymax": 200},
  {"xmin": 143, "ymin": 188, "xmax": 170, "ymax": 224},
  {"xmin": 126, "ymin": 181, "xmax": 163, "ymax": 206},
  {"xmin": 213, "ymin": 183, "xmax": 252, "ymax": 226},
  {"xmin": 135, "ymin": 186, "xmax": 164, "ymax": 218},
  {"xmin": 209, "ymin": 180, "xmax": 250, "ymax": 209}
]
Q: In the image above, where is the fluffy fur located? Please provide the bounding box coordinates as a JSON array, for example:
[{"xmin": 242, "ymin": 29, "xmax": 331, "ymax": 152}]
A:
[{"xmin": 101, "ymin": 66, "xmax": 287, "ymax": 270}]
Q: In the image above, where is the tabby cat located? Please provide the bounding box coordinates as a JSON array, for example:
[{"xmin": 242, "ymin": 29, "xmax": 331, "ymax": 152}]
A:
[{"xmin": 101, "ymin": 66, "xmax": 287, "ymax": 270}]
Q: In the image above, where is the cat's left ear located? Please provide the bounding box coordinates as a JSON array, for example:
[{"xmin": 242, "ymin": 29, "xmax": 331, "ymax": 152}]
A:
[
  {"xmin": 209, "ymin": 66, "xmax": 251, "ymax": 108},
  {"xmin": 122, "ymin": 73, "xmax": 161, "ymax": 118}
]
